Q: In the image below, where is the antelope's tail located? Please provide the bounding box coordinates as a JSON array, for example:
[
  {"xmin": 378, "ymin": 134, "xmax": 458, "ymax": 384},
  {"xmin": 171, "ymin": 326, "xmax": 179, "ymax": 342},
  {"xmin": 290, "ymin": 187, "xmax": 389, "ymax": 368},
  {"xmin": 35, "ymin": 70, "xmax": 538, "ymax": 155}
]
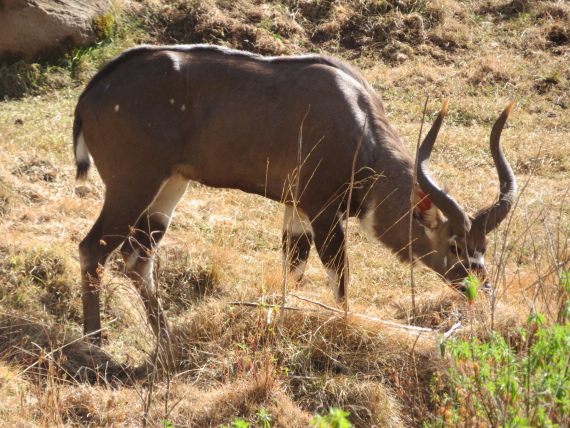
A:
[{"xmin": 73, "ymin": 111, "xmax": 91, "ymax": 181}]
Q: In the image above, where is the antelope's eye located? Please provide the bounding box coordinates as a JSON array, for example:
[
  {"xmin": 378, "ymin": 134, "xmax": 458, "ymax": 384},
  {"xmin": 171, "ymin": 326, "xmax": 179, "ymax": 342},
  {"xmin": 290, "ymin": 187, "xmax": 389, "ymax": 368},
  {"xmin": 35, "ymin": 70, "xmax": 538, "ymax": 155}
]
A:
[{"xmin": 450, "ymin": 244, "xmax": 462, "ymax": 256}]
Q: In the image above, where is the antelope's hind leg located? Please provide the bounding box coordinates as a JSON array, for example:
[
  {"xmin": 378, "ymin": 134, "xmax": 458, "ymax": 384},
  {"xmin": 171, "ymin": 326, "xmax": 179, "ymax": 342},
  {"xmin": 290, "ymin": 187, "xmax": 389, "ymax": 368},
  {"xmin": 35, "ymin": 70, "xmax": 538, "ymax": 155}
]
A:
[
  {"xmin": 120, "ymin": 175, "xmax": 189, "ymax": 339},
  {"xmin": 80, "ymin": 177, "xmax": 169, "ymax": 344},
  {"xmin": 282, "ymin": 205, "xmax": 314, "ymax": 283}
]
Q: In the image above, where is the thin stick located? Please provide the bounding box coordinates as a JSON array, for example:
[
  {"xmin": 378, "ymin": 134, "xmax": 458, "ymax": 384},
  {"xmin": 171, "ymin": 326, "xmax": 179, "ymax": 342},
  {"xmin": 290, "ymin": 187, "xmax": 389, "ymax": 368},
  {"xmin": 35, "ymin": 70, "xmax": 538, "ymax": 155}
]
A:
[
  {"xmin": 443, "ymin": 321, "xmax": 462, "ymax": 339},
  {"xmin": 229, "ymin": 302, "xmax": 318, "ymax": 311},
  {"xmin": 343, "ymin": 118, "xmax": 367, "ymax": 316},
  {"xmin": 409, "ymin": 97, "xmax": 429, "ymax": 318},
  {"xmin": 290, "ymin": 294, "xmax": 433, "ymax": 332}
]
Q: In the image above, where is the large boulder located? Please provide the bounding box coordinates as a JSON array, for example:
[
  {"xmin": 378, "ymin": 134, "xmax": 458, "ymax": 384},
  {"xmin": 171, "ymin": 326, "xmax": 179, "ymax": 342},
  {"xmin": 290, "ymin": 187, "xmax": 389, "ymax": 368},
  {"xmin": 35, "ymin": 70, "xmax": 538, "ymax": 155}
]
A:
[{"xmin": 0, "ymin": 0, "xmax": 112, "ymax": 63}]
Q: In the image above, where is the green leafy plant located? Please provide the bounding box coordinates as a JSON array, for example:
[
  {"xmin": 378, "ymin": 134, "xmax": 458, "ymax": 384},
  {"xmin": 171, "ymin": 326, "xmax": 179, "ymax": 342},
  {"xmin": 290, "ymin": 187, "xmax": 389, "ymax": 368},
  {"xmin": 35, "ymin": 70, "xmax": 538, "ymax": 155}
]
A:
[
  {"xmin": 433, "ymin": 323, "xmax": 570, "ymax": 427},
  {"xmin": 221, "ymin": 417, "xmax": 250, "ymax": 428},
  {"xmin": 461, "ymin": 275, "xmax": 479, "ymax": 303},
  {"xmin": 311, "ymin": 407, "xmax": 352, "ymax": 428},
  {"xmin": 91, "ymin": 12, "xmax": 116, "ymax": 43},
  {"xmin": 256, "ymin": 409, "xmax": 272, "ymax": 428},
  {"xmin": 559, "ymin": 271, "xmax": 570, "ymax": 324}
]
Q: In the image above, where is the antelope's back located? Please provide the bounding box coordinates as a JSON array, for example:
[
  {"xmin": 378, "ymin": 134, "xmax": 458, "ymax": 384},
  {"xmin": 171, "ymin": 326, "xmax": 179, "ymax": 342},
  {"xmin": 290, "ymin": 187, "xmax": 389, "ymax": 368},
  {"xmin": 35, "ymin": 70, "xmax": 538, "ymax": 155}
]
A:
[{"xmin": 74, "ymin": 45, "xmax": 383, "ymax": 204}]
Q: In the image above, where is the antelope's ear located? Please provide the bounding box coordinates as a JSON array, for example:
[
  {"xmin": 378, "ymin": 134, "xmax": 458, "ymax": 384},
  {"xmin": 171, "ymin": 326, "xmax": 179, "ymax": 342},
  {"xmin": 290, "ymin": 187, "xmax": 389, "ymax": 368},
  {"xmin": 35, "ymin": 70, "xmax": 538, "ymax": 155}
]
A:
[{"xmin": 413, "ymin": 186, "xmax": 443, "ymax": 230}]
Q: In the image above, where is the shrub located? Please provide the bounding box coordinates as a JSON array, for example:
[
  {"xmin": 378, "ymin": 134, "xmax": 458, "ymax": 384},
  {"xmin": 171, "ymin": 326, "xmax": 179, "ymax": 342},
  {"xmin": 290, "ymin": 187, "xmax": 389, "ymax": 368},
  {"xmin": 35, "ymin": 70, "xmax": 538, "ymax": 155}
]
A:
[{"xmin": 433, "ymin": 318, "xmax": 570, "ymax": 426}]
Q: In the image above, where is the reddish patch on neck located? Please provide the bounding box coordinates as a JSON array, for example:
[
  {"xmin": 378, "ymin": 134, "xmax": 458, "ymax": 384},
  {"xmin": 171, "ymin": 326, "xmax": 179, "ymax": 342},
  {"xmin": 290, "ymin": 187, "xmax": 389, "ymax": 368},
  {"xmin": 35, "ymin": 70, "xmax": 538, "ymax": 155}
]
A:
[{"xmin": 417, "ymin": 191, "xmax": 432, "ymax": 214}]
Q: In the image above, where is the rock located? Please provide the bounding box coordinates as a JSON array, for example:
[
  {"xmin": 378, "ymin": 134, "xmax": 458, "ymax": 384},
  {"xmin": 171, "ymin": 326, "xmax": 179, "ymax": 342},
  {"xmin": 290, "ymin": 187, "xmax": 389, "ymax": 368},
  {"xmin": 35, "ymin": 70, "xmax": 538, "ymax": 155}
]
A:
[{"xmin": 0, "ymin": 0, "xmax": 112, "ymax": 63}]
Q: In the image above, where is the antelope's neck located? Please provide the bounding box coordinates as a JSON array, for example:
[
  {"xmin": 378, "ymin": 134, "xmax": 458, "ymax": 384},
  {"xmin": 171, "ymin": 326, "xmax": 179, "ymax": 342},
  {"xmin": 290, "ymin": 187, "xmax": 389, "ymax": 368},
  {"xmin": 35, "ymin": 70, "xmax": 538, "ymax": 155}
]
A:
[{"xmin": 357, "ymin": 144, "xmax": 431, "ymax": 263}]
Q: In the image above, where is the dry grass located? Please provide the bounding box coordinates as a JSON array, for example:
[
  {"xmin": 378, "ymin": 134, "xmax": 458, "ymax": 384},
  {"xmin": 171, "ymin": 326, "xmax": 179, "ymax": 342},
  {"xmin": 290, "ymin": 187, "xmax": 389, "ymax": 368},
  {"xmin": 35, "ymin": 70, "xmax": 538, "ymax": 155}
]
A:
[{"xmin": 0, "ymin": 0, "xmax": 569, "ymax": 426}]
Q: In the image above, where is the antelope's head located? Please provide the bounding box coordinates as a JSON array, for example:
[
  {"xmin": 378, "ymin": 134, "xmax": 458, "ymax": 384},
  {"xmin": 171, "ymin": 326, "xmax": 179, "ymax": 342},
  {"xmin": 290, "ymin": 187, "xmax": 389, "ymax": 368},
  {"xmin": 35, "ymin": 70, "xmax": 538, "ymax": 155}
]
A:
[{"xmin": 413, "ymin": 100, "xmax": 516, "ymax": 290}]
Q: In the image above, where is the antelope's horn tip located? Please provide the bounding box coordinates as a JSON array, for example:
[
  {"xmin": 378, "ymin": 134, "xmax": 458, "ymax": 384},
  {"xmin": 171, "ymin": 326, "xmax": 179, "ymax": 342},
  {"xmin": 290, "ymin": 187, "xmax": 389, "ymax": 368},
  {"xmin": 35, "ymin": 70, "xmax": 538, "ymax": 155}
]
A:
[
  {"xmin": 440, "ymin": 98, "xmax": 450, "ymax": 117},
  {"xmin": 504, "ymin": 100, "xmax": 515, "ymax": 116}
]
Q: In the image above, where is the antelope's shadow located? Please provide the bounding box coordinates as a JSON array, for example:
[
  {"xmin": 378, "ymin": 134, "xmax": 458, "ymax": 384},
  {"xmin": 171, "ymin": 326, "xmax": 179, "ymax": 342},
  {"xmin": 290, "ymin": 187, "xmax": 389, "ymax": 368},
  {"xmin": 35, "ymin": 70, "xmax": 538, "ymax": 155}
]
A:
[{"xmin": 0, "ymin": 315, "xmax": 155, "ymax": 386}]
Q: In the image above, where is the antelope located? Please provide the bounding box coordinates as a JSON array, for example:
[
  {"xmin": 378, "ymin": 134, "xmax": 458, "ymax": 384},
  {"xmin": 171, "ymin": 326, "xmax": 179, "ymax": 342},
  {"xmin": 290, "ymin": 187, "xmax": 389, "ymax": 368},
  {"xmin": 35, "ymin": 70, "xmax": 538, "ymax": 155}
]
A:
[{"xmin": 73, "ymin": 45, "xmax": 516, "ymax": 344}]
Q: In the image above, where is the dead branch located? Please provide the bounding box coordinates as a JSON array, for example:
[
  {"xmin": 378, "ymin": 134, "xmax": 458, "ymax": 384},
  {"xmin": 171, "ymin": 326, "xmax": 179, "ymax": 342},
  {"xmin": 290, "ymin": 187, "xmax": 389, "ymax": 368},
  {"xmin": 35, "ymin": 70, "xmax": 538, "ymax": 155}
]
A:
[{"xmin": 290, "ymin": 294, "xmax": 433, "ymax": 333}]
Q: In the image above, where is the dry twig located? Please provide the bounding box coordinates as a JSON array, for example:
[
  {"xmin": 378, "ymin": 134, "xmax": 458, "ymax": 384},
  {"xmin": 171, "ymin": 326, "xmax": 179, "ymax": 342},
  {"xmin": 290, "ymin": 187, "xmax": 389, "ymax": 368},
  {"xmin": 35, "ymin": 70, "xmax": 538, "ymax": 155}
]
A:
[{"xmin": 290, "ymin": 294, "xmax": 433, "ymax": 333}]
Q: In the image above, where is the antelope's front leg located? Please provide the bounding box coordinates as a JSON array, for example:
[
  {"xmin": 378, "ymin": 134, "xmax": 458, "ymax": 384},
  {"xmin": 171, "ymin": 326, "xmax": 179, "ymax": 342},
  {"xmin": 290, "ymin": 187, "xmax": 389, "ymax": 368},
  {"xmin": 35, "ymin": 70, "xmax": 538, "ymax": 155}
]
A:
[
  {"xmin": 282, "ymin": 205, "xmax": 314, "ymax": 282},
  {"xmin": 310, "ymin": 211, "xmax": 348, "ymax": 308}
]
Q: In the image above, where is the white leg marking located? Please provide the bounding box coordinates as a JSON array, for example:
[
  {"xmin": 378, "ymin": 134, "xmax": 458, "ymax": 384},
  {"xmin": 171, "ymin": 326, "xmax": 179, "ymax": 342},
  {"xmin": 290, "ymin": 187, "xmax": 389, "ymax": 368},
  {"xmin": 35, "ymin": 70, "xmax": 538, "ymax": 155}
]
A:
[
  {"xmin": 125, "ymin": 249, "xmax": 140, "ymax": 272},
  {"xmin": 125, "ymin": 247, "xmax": 153, "ymax": 282},
  {"xmin": 282, "ymin": 205, "xmax": 312, "ymax": 281},
  {"xmin": 291, "ymin": 261, "xmax": 307, "ymax": 282},
  {"xmin": 79, "ymin": 251, "xmax": 91, "ymax": 272},
  {"xmin": 359, "ymin": 202, "xmax": 378, "ymax": 241},
  {"xmin": 282, "ymin": 205, "xmax": 313, "ymax": 236},
  {"xmin": 114, "ymin": 104, "xmax": 120, "ymax": 112},
  {"xmin": 147, "ymin": 174, "xmax": 189, "ymax": 229},
  {"xmin": 125, "ymin": 175, "xmax": 189, "ymax": 285},
  {"xmin": 326, "ymin": 267, "xmax": 340, "ymax": 302},
  {"xmin": 282, "ymin": 256, "xmax": 308, "ymax": 283}
]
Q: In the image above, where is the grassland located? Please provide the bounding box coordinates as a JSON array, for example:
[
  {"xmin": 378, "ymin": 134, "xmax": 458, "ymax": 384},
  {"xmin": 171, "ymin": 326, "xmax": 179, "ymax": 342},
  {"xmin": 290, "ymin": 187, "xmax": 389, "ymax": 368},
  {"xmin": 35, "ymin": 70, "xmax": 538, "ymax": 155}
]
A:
[{"xmin": 0, "ymin": 0, "xmax": 569, "ymax": 426}]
